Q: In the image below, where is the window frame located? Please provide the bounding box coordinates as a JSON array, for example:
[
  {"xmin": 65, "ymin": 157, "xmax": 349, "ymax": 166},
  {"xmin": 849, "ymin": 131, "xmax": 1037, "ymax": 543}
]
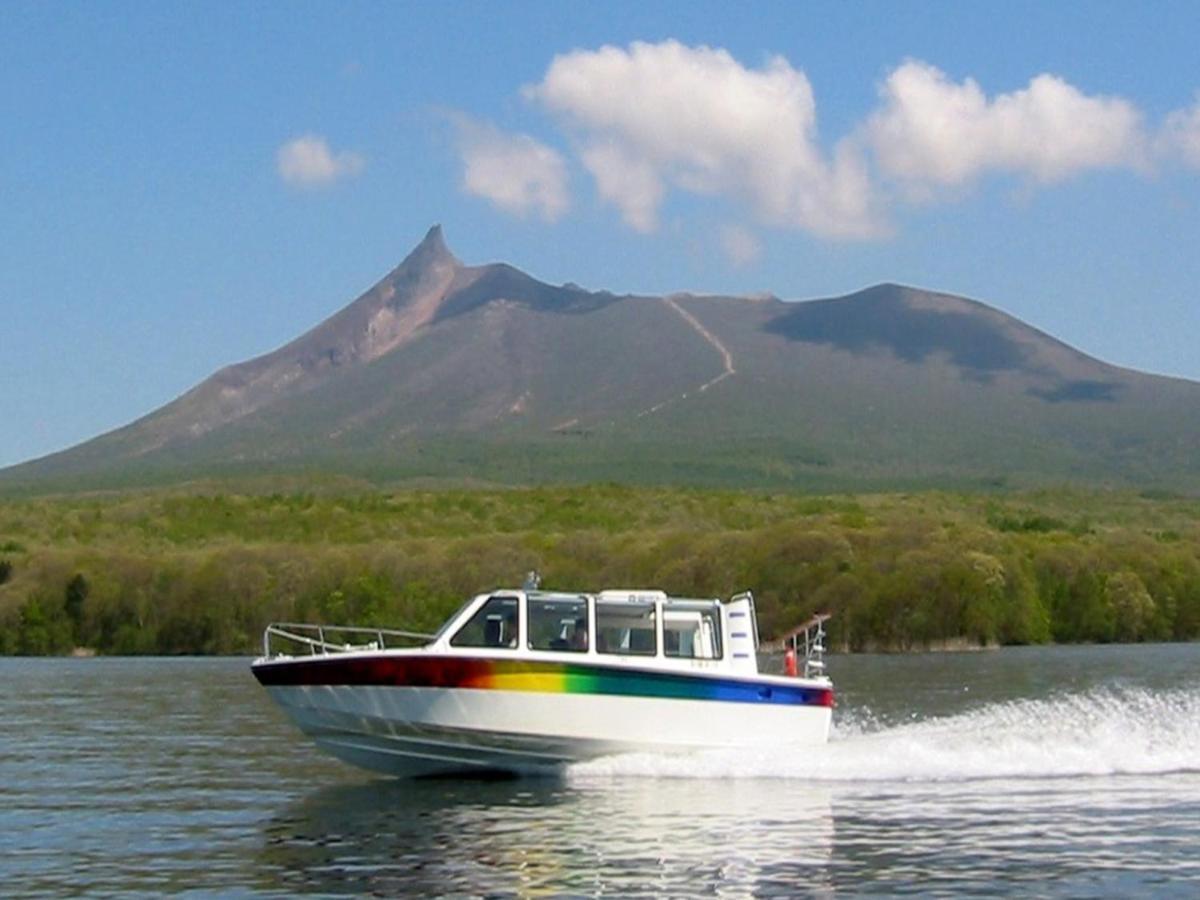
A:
[
  {"xmin": 595, "ymin": 598, "xmax": 658, "ymax": 657},
  {"xmin": 662, "ymin": 599, "xmax": 724, "ymax": 660},
  {"xmin": 448, "ymin": 594, "xmax": 521, "ymax": 650},
  {"xmin": 526, "ymin": 594, "xmax": 591, "ymax": 654}
]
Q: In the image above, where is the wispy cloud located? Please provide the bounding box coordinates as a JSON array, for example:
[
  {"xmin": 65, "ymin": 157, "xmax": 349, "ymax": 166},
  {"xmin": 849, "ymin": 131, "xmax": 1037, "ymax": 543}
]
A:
[
  {"xmin": 525, "ymin": 40, "xmax": 882, "ymax": 239},
  {"xmin": 277, "ymin": 134, "xmax": 364, "ymax": 188},
  {"xmin": 719, "ymin": 224, "xmax": 762, "ymax": 267},
  {"xmin": 453, "ymin": 116, "xmax": 569, "ymax": 221},
  {"xmin": 1161, "ymin": 94, "xmax": 1200, "ymax": 168}
]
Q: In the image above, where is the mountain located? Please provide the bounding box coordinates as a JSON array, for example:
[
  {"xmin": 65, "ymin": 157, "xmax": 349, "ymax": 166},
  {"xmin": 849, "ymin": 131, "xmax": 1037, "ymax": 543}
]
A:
[{"xmin": 5, "ymin": 225, "xmax": 1200, "ymax": 491}]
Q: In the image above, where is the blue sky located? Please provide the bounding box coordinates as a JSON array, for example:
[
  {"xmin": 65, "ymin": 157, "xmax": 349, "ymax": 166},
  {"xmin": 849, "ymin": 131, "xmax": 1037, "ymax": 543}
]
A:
[{"xmin": 3, "ymin": 2, "xmax": 1200, "ymax": 467}]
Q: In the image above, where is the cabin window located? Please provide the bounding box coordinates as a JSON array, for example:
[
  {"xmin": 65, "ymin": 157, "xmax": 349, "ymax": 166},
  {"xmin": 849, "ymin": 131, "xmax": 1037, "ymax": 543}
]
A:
[
  {"xmin": 527, "ymin": 596, "xmax": 589, "ymax": 652},
  {"xmin": 596, "ymin": 600, "xmax": 657, "ymax": 656},
  {"xmin": 450, "ymin": 595, "xmax": 520, "ymax": 649},
  {"xmin": 663, "ymin": 602, "xmax": 723, "ymax": 660}
]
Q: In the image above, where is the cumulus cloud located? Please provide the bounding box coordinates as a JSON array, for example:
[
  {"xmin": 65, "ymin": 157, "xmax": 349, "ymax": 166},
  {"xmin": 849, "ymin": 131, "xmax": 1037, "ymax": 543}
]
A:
[
  {"xmin": 276, "ymin": 134, "xmax": 364, "ymax": 187},
  {"xmin": 525, "ymin": 40, "xmax": 882, "ymax": 239},
  {"xmin": 443, "ymin": 41, "xmax": 1186, "ymax": 254},
  {"xmin": 719, "ymin": 224, "xmax": 762, "ymax": 267},
  {"xmin": 866, "ymin": 61, "xmax": 1147, "ymax": 192},
  {"xmin": 1161, "ymin": 95, "xmax": 1200, "ymax": 168},
  {"xmin": 454, "ymin": 117, "xmax": 569, "ymax": 221}
]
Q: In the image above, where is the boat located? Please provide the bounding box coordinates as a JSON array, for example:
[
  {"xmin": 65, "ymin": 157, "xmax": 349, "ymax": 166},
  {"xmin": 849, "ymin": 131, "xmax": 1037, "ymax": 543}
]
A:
[{"xmin": 252, "ymin": 580, "xmax": 833, "ymax": 777}]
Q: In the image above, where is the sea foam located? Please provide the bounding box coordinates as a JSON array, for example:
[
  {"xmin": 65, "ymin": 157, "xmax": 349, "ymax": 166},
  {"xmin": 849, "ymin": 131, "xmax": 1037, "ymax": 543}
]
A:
[{"xmin": 568, "ymin": 685, "xmax": 1200, "ymax": 782}]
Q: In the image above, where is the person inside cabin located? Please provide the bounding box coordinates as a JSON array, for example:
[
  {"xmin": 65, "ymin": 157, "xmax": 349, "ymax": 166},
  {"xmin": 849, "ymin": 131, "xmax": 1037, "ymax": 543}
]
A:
[
  {"xmin": 483, "ymin": 617, "xmax": 503, "ymax": 647},
  {"xmin": 570, "ymin": 616, "xmax": 588, "ymax": 651},
  {"xmin": 503, "ymin": 611, "xmax": 518, "ymax": 648}
]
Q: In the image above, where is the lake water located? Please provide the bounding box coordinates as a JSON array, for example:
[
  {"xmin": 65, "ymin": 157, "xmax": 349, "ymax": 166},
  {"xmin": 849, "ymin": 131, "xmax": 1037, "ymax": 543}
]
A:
[{"xmin": 3, "ymin": 645, "xmax": 1199, "ymax": 897}]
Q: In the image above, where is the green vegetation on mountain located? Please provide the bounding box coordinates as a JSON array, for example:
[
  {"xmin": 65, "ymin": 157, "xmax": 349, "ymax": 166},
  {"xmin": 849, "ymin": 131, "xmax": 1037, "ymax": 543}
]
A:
[{"xmin": 2, "ymin": 482, "xmax": 1198, "ymax": 655}]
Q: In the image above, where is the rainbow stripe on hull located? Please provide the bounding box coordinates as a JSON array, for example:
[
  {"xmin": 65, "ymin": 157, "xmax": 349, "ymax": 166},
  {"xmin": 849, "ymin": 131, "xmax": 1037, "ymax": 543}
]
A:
[{"xmin": 253, "ymin": 654, "xmax": 834, "ymax": 709}]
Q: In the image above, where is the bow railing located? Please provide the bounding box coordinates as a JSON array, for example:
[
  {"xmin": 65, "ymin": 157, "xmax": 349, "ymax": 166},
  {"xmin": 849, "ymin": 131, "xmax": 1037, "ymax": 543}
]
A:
[{"xmin": 261, "ymin": 622, "xmax": 434, "ymax": 659}]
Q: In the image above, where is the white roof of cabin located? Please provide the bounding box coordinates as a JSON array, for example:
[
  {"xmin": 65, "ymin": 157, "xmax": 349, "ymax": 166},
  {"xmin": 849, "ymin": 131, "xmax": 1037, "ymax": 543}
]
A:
[{"xmin": 596, "ymin": 589, "xmax": 668, "ymax": 604}]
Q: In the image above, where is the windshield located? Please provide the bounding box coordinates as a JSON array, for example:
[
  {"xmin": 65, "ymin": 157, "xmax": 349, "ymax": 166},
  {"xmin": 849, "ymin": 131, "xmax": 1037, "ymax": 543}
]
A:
[{"xmin": 431, "ymin": 596, "xmax": 481, "ymax": 643}]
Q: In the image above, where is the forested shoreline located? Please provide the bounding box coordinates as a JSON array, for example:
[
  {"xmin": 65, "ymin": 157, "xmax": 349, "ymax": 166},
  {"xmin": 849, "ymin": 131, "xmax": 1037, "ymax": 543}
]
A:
[{"xmin": 1, "ymin": 483, "xmax": 1198, "ymax": 655}]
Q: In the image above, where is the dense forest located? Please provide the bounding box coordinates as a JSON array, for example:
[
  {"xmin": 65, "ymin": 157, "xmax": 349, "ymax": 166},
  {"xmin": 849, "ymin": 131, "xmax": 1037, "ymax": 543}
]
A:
[{"xmin": 1, "ymin": 481, "xmax": 1198, "ymax": 655}]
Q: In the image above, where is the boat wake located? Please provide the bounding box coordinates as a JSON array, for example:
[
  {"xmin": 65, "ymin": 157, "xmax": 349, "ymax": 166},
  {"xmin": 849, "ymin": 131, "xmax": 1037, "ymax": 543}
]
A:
[{"xmin": 569, "ymin": 685, "xmax": 1200, "ymax": 782}]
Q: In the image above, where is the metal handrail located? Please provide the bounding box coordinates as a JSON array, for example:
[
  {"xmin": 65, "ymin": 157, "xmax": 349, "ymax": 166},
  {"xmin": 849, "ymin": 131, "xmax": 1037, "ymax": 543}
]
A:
[
  {"xmin": 795, "ymin": 613, "xmax": 829, "ymax": 679},
  {"xmin": 764, "ymin": 612, "xmax": 831, "ymax": 679},
  {"xmin": 262, "ymin": 622, "xmax": 435, "ymax": 659}
]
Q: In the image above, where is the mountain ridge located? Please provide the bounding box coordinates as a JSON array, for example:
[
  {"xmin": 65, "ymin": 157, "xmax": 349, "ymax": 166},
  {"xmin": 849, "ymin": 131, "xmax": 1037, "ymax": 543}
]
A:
[{"xmin": 5, "ymin": 227, "xmax": 1199, "ymax": 492}]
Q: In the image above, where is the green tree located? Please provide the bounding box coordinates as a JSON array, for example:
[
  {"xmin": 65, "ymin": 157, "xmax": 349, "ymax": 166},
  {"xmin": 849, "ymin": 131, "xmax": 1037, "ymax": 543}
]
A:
[
  {"xmin": 64, "ymin": 573, "xmax": 89, "ymax": 639},
  {"xmin": 17, "ymin": 592, "xmax": 73, "ymax": 655},
  {"xmin": 1105, "ymin": 570, "xmax": 1156, "ymax": 642}
]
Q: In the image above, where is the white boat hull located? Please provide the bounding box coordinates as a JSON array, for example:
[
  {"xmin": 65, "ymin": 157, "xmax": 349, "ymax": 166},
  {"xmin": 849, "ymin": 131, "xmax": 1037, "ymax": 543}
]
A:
[{"xmin": 258, "ymin": 658, "xmax": 832, "ymax": 777}]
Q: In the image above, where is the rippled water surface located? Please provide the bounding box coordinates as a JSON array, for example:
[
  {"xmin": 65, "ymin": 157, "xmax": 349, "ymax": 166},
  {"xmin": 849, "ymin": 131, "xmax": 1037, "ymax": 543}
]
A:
[{"xmin": 3, "ymin": 645, "xmax": 1200, "ymax": 897}]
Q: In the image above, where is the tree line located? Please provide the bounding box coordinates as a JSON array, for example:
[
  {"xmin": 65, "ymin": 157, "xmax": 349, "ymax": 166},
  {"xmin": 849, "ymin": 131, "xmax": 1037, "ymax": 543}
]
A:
[{"xmin": 1, "ymin": 485, "xmax": 1197, "ymax": 654}]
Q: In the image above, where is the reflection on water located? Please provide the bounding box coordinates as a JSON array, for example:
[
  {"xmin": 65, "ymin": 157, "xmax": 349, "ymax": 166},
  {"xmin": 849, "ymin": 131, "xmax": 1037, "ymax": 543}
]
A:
[
  {"xmin": 256, "ymin": 770, "xmax": 1200, "ymax": 897},
  {"xmin": 3, "ymin": 645, "xmax": 1200, "ymax": 896},
  {"xmin": 259, "ymin": 777, "xmax": 835, "ymax": 897}
]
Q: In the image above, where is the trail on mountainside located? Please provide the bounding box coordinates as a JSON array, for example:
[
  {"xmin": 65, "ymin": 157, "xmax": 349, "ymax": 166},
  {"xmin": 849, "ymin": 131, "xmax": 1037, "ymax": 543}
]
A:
[{"xmin": 637, "ymin": 297, "xmax": 737, "ymax": 418}]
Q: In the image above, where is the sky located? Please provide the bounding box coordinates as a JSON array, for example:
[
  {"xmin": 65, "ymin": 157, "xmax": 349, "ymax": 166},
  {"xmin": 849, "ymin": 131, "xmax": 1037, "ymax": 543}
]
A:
[{"xmin": 3, "ymin": 1, "xmax": 1200, "ymax": 468}]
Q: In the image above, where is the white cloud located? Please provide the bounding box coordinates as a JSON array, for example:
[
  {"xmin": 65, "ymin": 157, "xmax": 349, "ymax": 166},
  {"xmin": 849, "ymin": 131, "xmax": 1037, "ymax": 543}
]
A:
[
  {"xmin": 526, "ymin": 40, "xmax": 882, "ymax": 239},
  {"xmin": 277, "ymin": 134, "xmax": 364, "ymax": 187},
  {"xmin": 455, "ymin": 117, "xmax": 569, "ymax": 221},
  {"xmin": 437, "ymin": 42, "xmax": 1186, "ymax": 254},
  {"xmin": 719, "ymin": 224, "xmax": 762, "ymax": 267},
  {"xmin": 866, "ymin": 61, "xmax": 1147, "ymax": 192},
  {"xmin": 1161, "ymin": 95, "xmax": 1200, "ymax": 168},
  {"xmin": 579, "ymin": 143, "xmax": 663, "ymax": 232}
]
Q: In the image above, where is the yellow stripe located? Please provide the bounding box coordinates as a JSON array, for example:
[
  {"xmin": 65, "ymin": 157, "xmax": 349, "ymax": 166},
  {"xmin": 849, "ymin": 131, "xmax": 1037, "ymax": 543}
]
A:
[{"xmin": 489, "ymin": 671, "xmax": 566, "ymax": 693}]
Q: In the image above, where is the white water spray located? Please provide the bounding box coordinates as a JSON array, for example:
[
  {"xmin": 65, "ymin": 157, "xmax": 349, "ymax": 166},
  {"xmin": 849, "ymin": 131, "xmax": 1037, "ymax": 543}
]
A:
[{"xmin": 569, "ymin": 686, "xmax": 1200, "ymax": 782}]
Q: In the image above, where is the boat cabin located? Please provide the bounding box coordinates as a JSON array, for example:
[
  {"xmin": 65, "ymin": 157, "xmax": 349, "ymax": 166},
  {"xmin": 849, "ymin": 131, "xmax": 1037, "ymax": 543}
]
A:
[{"xmin": 431, "ymin": 588, "xmax": 764, "ymax": 675}]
